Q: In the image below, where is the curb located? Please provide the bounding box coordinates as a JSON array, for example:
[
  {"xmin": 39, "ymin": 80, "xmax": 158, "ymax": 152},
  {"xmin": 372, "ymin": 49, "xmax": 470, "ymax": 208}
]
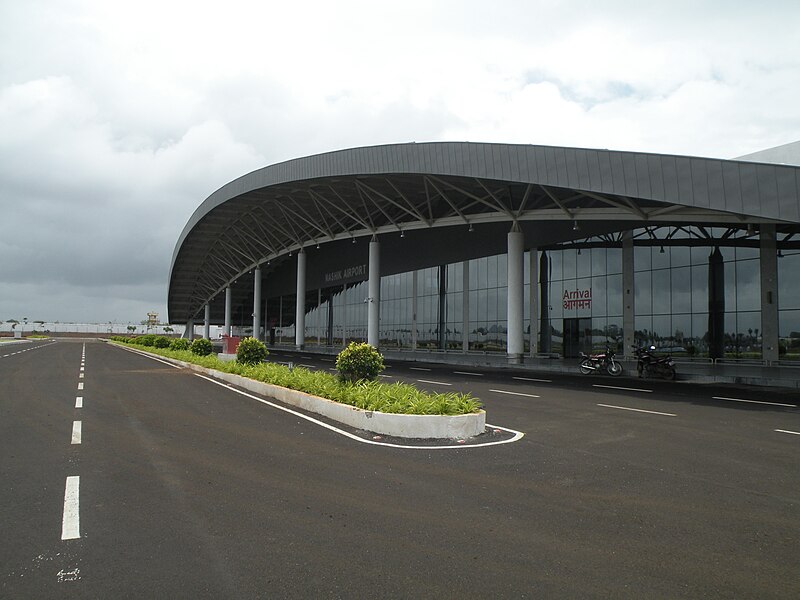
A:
[{"xmin": 115, "ymin": 344, "xmax": 487, "ymax": 439}]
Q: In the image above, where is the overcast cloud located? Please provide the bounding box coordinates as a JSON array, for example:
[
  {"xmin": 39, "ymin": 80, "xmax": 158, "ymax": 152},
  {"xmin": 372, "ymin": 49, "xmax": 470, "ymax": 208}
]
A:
[{"xmin": 1, "ymin": 0, "xmax": 799, "ymax": 325}]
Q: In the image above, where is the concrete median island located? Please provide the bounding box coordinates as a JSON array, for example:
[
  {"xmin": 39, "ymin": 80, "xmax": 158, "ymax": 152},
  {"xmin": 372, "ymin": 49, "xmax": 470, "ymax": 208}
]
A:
[{"xmin": 111, "ymin": 343, "xmax": 486, "ymax": 439}]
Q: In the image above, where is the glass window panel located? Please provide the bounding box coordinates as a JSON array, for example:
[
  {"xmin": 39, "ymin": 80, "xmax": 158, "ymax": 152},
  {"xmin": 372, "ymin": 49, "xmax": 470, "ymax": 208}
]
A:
[
  {"xmin": 691, "ymin": 264, "xmax": 709, "ymax": 314},
  {"xmin": 691, "ymin": 313, "xmax": 708, "ymax": 354},
  {"xmin": 562, "ymin": 249, "xmax": 577, "ymax": 280},
  {"xmin": 671, "ymin": 245, "xmax": 691, "ymax": 268},
  {"xmin": 577, "ymin": 249, "xmax": 591, "ymax": 278},
  {"xmin": 548, "ymin": 251, "xmax": 562, "ymax": 282},
  {"xmin": 652, "ymin": 315, "xmax": 671, "ymax": 345},
  {"xmin": 652, "ymin": 270, "xmax": 671, "ymax": 314},
  {"xmin": 477, "ymin": 258, "xmax": 488, "ymax": 290},
  {"xmin": 591, "ymin": 276, "xmax": 607, "ymax": 316},
  {"xmin": 736, "ymin": 246, "xmax": 759, "ymax": 260},
  {"xmin": 487, "ymin": 255, "xmax": 499, "ymax": 288},
  {"xmin": 635, "ymin": 271, "xmax": 652, "ymax": 315},
  {"xmin": 778, "ymin": 252, "xmax": 800, "ymax": 310},
  {"xmin": 497, "ymin": 254, "xmax": 508, "ymax": 287},
  {"xmin": 671, "ymin": 314, "xmax": 691, "ymax": 352},
  {"xmin": 487, "ymin": 288, "xmax": 498, "ymax": 322},
  {"xmin": 607, "ymin": 274, "xmax": 623, "ymax": 316},
  {"xmin": 469, "ymin": 290, "xmax": 478, "ymax": 322},
  {"xmin": 591, "ymin": 247, "xmax": 607, "ymax": 276},
  {"xmin": 652, "ymin": 245, "xmax": 670, "ymax": 270},
  {"xmin": 635, "ymin": 315, "xmax": 653, "ymax": 346},
  {"xmin": 671, "ymin": 266, "xmax": 692, "ymax": 314},
  {"xmin": 691, "ymin": 246, "xmax": 709, "ymax": 265},
  {"xmin": 634, "ymin": 246, "xmax": 651, "ymax": 272},
  {"xmin": 779, "ymin": 310, "xmax": 800, "ymax": 356},
  {"xmin": 719, "ymin": 246, "xmax": 735, "ymax": 262},
  {"xmin": 606, "ymin": 247, "xmax": 622, "ymax": 275},
  {"xmin": 735, "ymin": 260, "xmax": 760, "ymax": 312}
]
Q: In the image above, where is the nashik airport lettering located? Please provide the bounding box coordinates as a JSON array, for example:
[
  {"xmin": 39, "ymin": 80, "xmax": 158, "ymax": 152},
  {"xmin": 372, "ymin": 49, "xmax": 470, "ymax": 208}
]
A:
[
  {"xmin": 563, "ymin": 288, "xmax": 592, "ymax": 310},
  {"xmin": 324, "ymin": 263, "xmax": 367, "ymax": 283}
]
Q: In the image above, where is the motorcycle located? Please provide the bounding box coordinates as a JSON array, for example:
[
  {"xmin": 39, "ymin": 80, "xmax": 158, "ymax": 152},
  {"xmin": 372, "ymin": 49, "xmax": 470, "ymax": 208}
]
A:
[
  {"xmin": 579, "ymin": 346, "xmax": 623, "ymax": 377},
  {"xmin": 633, "ymin": 345, "xmax": 677, "ymax": 380}
]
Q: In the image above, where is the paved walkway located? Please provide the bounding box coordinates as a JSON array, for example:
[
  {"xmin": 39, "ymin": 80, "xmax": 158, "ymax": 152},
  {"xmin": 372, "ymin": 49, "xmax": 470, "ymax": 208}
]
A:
[{"xmin": 269, "ymin": 343, "xmax": 800, "ymax": 389}]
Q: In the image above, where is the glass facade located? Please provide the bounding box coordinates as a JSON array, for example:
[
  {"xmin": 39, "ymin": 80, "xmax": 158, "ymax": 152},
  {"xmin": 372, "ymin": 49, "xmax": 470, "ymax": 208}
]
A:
[{"xmin": 275, "ymin": 226, "xmax": 794, "ymax": 362}]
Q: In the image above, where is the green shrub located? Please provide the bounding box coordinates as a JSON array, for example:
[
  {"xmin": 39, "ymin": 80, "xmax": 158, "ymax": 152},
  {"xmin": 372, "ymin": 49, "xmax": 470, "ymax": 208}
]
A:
[
  {"xmin": 335, "ymin": 342, "xmax": 384, "ymax": 382},
  {"xmin": 136, "ymin": 334, "xmax": 157, "ymax": 347},
  {"xmin": 236, "ymin": 337, "xmax": 268, "ymax": 365},
  {"xmin": 190, "ymin": 337, "xmax": 213, "ymax": 356},
  {"xmin": 170, "ymin": 338, "xmax": 191, "ymax": 351},
  {"xmin": 154, "ymin": 336, "xmax": 170, "ymax": 348}
]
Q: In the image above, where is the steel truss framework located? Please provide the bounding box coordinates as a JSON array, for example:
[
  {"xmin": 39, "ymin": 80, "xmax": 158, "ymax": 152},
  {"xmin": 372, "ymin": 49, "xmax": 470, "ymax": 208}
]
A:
[{"xmin": 169, "ymin": 142, "xmax": 800, "ymax": 323}]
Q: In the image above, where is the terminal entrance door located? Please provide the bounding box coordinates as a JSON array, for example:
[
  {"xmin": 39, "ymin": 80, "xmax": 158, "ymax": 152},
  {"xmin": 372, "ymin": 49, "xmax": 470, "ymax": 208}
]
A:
[{"xmin": 563, "ymin": 318, "xmax": 592, "ymax": 358}]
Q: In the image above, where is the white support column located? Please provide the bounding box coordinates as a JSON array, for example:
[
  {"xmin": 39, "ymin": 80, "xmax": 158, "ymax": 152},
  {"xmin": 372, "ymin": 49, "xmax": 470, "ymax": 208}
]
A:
[
  {"xmin": 252, "ymin": 267, "xmax": 261, "ymax": 340},
  {"xmin": 224, "ymin": 286, "xmax": 232, "ymax": 336},
  {"xmin": 185, "ymin": 319, "xmax": 195, "ymax": 341},
  {"xmin": 529, "ymin": 248, "xmax": 539, "ymax": 357},
  {"xmin": 462, "ymin": 261, "xmax": 469, "ymax": 353},
  {"xmin": 295, "ymin": 250, "xmax": 307, "ymax": 349},
  {"xmin": 507, "ymin": 226, "xmax": 525, "ymax": 363},
  {"xmin": 622, "ymin": 231, "xmax": 635, "ymax": 359},
  {"xmin": 204, "ymin": 304, "xmax": 210, "ymax": 340},
  {"xmin": 368, "ymin": 236, "xmax": 380, "ymax": 348},
  {"xmin": 760, "ymin": 224, "xmax": 780, "ymax": 364},
  {"xmin": 317, "ymin": 288, "xmax": 322, "ymax": 345}
]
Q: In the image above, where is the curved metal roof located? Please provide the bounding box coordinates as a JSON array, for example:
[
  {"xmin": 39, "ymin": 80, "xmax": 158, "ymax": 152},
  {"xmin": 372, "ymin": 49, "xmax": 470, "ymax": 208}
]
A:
[{"xmin": 168, "ymin": 141, "xmax": 800, "ymax": 322}]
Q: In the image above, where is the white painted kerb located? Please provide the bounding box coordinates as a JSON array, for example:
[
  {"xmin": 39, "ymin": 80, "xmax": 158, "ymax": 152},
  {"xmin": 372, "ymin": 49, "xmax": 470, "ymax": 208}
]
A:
[{"xmin": 117, "ymin": 346, "xmax": 485, "ymax": 439}]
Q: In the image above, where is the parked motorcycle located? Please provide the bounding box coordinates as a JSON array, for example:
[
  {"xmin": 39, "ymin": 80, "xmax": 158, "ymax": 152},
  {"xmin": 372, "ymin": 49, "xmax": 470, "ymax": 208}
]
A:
[
  {"xmin": 633, "ymin": 345, "xmax": 677, "ymax": 380},
  {"xmin": 579, "ymin": 346, "xmax": 623, "ymax": 376}
]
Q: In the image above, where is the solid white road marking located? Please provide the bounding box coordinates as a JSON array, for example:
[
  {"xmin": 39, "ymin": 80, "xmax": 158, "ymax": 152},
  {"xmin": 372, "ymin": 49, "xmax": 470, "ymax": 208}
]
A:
[
  {"xmin": 378, "ymin": 374, "xmax": 393, "ymax": 378},
  {"xmin": 712, "ymin": 396, "xmax": 796, "ymax": 408},
  {"xmin": 597, "ymin": 403, "xmax": 676, "ymax": 417},
  {"xmin": 75, "ymin": 397, "xmax": 83, "ymax": 409},
  {"xmin": 489, "ymin": 389, "xmax": 541, "ymax": 398},
  {"xmin": 77, "ymin": 383, "xmax": 83, "ymax": 390},
  {"xmin": 453, "ymin": 371, "xmax": 483, "ymax": 376},
  {"xmin": 775, "ymin": 429, "xmax": 800, "ymax": 436},
  {"xmin": 512, "ymin": 376, "xmax": 552, "ymax": 383},
  {"xmin": 410, "ymin": 367, "xmax": 432, "ymax": 371},
  {"xmin": 61, "ymin": 476, "xmax": 80, "ymax": 540},
  {"xmin": 321, "ymin": 359, "xmax": 334, "ymax": 362},
  {"xmin": 593, "ymin": 384, "xmax": 653, "ymax": 393},
  {"xmin": 71, "ymin": 421, "xmax": 82, "ymax": 444},
  {"xmin": 416, "ymin": 379, "xmax": 452, "ymax": 386},
  {"xmin": 79, "ymin": 373, "xmax": 84, "ymax": 379},
  {"xmin": 80, "ymin": 366, "xmax": 84, "ymax": 372},
  {"xmin": 298, "ymin": 364, "xmax": 315, "ymax": 368},
  {"xmin": 193, "ymin": 373, "xmax": 524, "ymax": 449}
]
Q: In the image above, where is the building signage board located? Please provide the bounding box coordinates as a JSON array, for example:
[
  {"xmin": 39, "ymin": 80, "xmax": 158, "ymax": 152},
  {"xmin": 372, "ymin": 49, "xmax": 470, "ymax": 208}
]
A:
[
  {"xmin": 563, "ymin": 287, "xmax": 592, "ymax": 310},
  {"xmin": 324, "ymin": 263, "xmax": 367, "ymax": 284}
]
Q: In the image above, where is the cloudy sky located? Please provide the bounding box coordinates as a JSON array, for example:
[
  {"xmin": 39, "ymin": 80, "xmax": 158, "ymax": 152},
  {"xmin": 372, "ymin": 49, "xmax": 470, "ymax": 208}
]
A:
[{"xmin": 1, "ymin": 0, "xmax": 799, "ymax": 325}]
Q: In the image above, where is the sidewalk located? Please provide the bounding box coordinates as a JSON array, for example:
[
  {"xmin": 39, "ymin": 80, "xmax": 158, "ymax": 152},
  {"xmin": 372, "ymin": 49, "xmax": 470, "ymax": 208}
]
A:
[{"xmin": 270, "ymin": 343, "xmax": 800, "ymax": 390}]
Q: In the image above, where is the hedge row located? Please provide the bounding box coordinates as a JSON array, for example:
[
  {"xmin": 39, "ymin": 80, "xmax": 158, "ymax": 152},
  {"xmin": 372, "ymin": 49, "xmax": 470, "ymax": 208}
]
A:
[{"xmin": 108, "ymin": 339, "xmax": 481, "ymax": 416}]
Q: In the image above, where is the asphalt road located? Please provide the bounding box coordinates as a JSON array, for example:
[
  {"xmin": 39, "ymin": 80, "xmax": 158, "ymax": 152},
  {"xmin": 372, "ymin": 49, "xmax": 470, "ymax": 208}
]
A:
[{"xmin": 1, "ymin": 339, "xmax": 799, "ymax": 598}]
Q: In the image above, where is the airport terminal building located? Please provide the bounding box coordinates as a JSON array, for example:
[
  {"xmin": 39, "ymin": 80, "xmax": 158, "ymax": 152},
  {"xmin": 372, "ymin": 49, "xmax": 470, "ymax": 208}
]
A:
[{"xmin": 168, "ymin": 141, "xmax": 800, "ymax": 365}]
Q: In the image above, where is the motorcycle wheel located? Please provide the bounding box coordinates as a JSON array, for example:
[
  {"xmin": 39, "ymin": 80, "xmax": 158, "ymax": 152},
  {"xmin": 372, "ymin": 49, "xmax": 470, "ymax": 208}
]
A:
[
  {"xmin": 606, "ymin": 361, "xmax": 623, "ymax": 377},
  {"xmin": 642, "ymin": 365, "xmax": 651, "ymax": 379},
  {"xmin": 665, "ymin": 367, "xmax": 677, "ymax": 381},
  {"xmin": 579, "ymin": 359, "xmax": 593, "ymax": 375}
]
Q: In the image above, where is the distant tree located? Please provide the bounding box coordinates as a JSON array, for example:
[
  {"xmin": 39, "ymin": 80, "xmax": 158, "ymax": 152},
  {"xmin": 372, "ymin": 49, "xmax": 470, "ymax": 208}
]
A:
[
  {"xmin": 127, "ymin": 325, "xmax": 136, "ymax": 334},
  {"xmin": 163, "ymin": 326, "xmax": 174, "ymax": 334}
]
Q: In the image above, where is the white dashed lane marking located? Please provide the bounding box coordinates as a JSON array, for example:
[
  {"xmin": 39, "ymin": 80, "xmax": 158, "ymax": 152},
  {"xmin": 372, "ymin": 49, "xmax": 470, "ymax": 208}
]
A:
[
  {"xmin": 713, "ymin": 396, "xmax": 796, "ymax": 408},
  {"xmin": 77, "ymin": 382, "xmax": 84, "ymax": 390},
  {"xmin": 597, "ymin": 403, "xmax": 676, "ymax": 417},
  {"xmin": 453, "ymin": 371, "xmax": 483, "ymax": 377},
  {"xmin": 61, "ymin": 476, "xmax": 80, "ymax": 540},
  {"xmin": 75, "ymin": 397, "xmax": 83, "ymax": 409},
  {"xmin": 512, "ymin": 376, "xmax": 552, "ymax": 383},
  {"xmin": 593, "ymin": 384, "xmax": 653, "ymax": 393},
  {"xmin": 71, "ymin": 421, "xmax": 82, "ymax": 445},
  {"xmin": 409, "ymin": 367, "xmax": 431, "ymax": 372},
  {"xmin": 775, "ymin": 429, "xmax": 800, "ymax": 436},
  {"xmin": 416, "ymin": 379, "xmax": 452, "ymax": 386},
  {"xmin": 489, "ymin": 389, "xmax": 541, "ymax": 398}
]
